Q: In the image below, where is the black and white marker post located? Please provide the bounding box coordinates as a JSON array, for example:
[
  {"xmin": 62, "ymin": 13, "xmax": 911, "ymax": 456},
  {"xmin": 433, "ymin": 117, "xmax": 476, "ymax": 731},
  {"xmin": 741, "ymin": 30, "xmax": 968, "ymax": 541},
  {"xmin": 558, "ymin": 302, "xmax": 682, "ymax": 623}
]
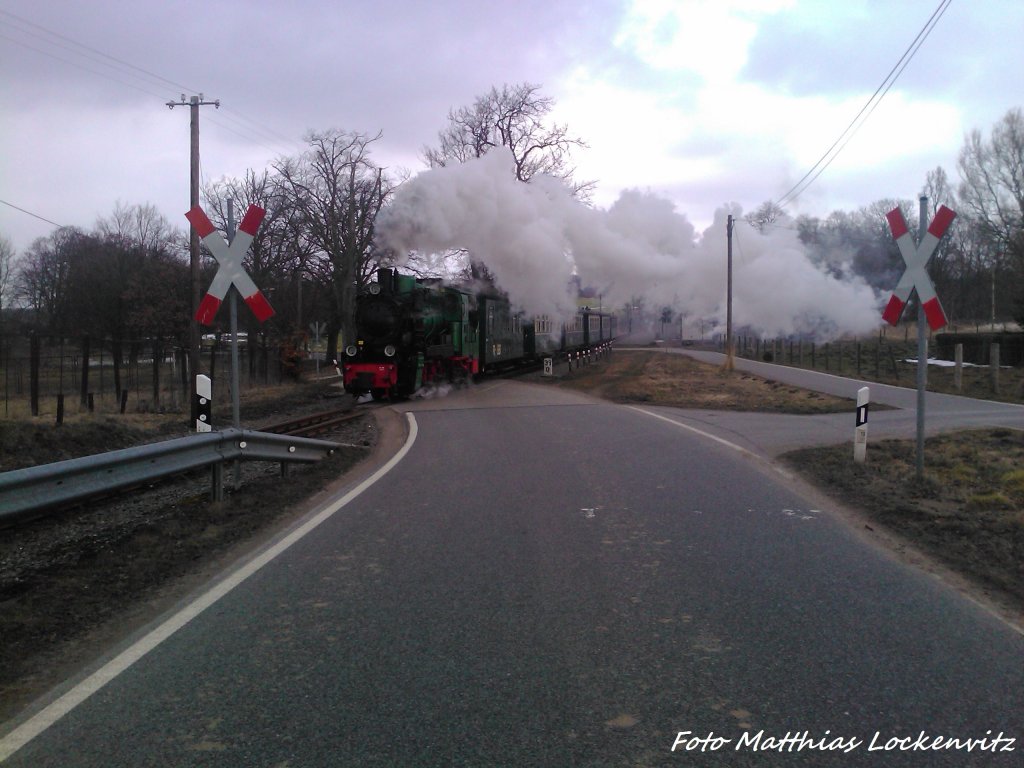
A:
[
  {"xmin": 195, "ymin": 374, "xmax": 212, "ymax": 432},
  {"xmin": 854, "ymin": 386, "xmax": 869, "ymax": 464}
]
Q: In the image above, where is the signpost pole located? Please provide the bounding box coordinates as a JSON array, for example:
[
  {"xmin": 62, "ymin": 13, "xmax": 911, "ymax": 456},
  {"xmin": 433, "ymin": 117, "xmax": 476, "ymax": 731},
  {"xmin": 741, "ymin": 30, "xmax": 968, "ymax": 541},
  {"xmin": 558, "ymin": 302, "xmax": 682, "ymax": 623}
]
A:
[
  {"xmin": 227, "ymin": 200, "xmax": 241, "ymax": 433},
  {"xmin": 227, "ymin": 200, "xmax": 242, "ymax": 490},
  {"xmin": 186, "ymin": 202, "xmax": 274, "ymax": 490},
  {"xmin": 882, "ymin": 198, "xmax": 954, "ymax": 482},
  {"xmin": 916, "ymin": 196, "xmax": 927, "ymax": 480}
]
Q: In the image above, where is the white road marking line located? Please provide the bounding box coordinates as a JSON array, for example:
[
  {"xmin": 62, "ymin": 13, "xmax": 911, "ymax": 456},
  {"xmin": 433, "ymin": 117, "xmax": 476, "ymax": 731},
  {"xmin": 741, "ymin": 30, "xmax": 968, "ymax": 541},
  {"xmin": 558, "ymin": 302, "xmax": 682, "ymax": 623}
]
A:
[
  {"xmin": 0, "ymin": 413, "xmax": 419, "ymax": 762},
  {"xmin": 626, "ymin": 406, "xmax": 795, "ymax": 481},
  {"xmin": 627, "ymin": 406, "xmax": 753, "ymax": 456}
]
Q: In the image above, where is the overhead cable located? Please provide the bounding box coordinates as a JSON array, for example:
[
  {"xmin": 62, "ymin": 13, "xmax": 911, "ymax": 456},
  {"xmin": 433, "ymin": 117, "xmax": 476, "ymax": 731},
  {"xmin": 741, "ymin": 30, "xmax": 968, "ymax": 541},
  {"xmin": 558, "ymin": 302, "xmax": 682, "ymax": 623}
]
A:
[{"xmin": 774, "ymin": 0, "xmax": 953, "ymax": 210}]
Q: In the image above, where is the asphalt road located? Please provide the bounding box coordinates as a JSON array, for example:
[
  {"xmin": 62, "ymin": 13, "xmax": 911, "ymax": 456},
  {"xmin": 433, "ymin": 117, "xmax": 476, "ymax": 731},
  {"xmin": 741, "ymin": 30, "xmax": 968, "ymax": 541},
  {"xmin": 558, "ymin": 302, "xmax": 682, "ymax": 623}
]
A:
[
  {"xmin": 2, "ymin": 382, "xmax": 1021, "ymax": 767},
  {"xmin": 628, "ymin": 347, "xmax": 1024, "ymax": 456}
]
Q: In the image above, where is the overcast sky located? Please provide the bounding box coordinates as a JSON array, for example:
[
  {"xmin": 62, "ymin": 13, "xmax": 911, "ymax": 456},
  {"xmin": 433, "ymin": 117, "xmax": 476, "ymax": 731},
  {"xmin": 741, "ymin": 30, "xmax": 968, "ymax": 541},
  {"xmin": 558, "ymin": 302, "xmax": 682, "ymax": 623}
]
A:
[{"xmin": 1, "ymin": 0, "xmax": 1021, "ymax": 256}]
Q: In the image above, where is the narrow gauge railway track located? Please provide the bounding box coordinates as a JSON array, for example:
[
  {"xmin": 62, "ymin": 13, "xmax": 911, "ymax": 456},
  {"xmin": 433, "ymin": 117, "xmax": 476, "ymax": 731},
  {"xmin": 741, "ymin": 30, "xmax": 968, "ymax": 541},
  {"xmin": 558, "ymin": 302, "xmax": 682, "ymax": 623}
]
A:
[{"xmin": 262, "ymin": 403, "xmax": 382, "ymax": 438}]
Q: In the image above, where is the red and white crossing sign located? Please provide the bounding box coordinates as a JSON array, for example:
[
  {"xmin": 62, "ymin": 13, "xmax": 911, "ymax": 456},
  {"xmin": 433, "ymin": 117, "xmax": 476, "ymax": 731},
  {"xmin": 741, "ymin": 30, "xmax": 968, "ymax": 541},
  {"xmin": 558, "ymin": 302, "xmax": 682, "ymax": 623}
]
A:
[
  {"xmin": 185, "ymin": 204, "xmax": 275, "ymax": 325},
  {"xmin": 882, "ymin": 205, "xmax": 955, "ymax": 331}
]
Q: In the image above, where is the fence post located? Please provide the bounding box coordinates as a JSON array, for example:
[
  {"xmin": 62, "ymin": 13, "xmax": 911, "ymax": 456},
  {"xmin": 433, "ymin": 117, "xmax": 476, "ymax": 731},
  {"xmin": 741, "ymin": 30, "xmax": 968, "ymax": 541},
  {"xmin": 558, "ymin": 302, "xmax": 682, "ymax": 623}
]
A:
[
  {"xmin": 80, "ymin": 335, "xmax": 90, "ymax": 407},
  {"xmin": 991, "ymin": 343, "xmax": 1000, "ymax": 395},
  {"xmin": 30, "ymin": 333, "xmax": 40, "ymax": 417},
  {"xmin": 954, "ymin": 343, "xmax": 963, "ymax": 391}
]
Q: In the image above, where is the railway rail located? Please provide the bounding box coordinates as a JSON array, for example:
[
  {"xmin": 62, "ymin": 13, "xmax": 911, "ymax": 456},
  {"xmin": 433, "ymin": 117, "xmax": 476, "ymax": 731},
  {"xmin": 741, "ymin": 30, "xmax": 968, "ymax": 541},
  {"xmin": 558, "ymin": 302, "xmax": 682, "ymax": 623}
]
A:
[{"xmin": 262, "ymin": 402, "xmax": 383, "ymax": 438}]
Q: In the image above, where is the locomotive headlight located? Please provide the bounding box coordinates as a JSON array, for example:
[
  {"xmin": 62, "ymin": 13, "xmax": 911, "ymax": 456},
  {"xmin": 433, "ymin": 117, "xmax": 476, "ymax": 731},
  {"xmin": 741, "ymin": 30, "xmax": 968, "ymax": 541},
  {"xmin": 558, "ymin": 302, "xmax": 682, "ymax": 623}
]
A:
[
  {"xmin": 369, "ymin": 283, "xmax": 382, "ymax": 295},
  {"xmin": 345, "ymin": 345, "xmax": 358, "ymax": 357},
  {"xmin": 384, "ymin": 344, "xmax": 397, "ymax": 357}
]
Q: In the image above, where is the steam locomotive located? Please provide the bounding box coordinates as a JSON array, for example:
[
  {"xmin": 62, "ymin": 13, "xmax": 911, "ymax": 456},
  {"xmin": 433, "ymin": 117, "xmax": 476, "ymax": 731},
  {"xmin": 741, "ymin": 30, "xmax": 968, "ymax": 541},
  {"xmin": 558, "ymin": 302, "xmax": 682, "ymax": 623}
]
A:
[{"xmin": 342, "ymin": 268, "xmax": 616, "ymax": 399}]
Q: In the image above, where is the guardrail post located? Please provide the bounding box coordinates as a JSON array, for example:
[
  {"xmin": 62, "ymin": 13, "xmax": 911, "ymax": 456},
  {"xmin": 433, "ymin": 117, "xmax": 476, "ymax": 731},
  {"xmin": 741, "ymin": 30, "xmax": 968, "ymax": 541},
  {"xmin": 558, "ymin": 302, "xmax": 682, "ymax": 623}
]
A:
[{"xmin": 212, "ymin": 461, "xmax": 224, "ymax": 502}]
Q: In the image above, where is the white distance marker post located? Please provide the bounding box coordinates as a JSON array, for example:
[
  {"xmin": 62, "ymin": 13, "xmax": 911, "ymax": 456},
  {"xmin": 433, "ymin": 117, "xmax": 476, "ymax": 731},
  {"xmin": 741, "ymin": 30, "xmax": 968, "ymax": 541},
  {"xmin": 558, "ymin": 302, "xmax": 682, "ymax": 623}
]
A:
[
  {"xmin": 543, "ymin": 357, "xmax": 553, "ymax": 377},
  {"xmin": 195, "ymin": 374, "xmax": 212, "ymax": 433},
  {"xmin": 854, "ymin": 386, "xmax": 869, "ymax": 463}
]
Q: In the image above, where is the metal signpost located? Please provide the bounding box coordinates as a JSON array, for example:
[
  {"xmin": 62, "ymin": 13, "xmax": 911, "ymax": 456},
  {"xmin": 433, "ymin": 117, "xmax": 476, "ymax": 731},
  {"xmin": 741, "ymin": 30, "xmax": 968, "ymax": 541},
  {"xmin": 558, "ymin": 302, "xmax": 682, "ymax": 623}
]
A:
[
  {"xmin": 882, "ymin": 197, "xmax": 956, "ymax": 479},
  {"xmin": 186, "ymin": 203, "xmax": 275, "ymax": 435}
]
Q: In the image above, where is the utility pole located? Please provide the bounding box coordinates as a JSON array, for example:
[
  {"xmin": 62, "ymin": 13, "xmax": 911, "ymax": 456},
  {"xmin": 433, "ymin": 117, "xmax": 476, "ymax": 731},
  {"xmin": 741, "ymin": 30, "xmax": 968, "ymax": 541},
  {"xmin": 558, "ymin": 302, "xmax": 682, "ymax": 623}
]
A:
[
  {"xmin": 725, "ymin": 214, "xmax": 735, "ymax": 370},
  {"xmin": 167, "ymin": 93, "xmax": 220, "ymax": 422}
]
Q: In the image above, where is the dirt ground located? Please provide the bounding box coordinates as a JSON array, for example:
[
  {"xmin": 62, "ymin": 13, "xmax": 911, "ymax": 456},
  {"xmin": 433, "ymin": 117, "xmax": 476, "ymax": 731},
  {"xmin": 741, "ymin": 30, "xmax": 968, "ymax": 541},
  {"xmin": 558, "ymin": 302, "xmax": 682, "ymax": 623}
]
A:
[{"xmin": 1, "ymin": 352, "xmax": 1021, "ymax": 725}]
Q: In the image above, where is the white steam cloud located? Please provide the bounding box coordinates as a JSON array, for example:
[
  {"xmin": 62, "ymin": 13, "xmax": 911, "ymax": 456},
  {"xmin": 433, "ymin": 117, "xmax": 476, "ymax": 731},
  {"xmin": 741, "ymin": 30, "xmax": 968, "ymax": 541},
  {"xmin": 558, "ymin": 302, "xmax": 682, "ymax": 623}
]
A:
[{"xmin": 377, "ymin": 149, "xmax": 881, "ymax": 338}]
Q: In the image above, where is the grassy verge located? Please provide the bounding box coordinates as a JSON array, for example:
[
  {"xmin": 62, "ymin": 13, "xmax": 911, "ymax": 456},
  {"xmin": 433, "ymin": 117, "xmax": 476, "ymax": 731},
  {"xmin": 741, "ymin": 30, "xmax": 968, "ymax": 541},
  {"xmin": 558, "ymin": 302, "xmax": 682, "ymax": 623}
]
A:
[
  {"xmin": 552, "ymin": 349, "xmax": 854, "ymax": 413},
  {"xmin": 782, "ymin": 431, "xmax": 1024, "ymax": 609}
]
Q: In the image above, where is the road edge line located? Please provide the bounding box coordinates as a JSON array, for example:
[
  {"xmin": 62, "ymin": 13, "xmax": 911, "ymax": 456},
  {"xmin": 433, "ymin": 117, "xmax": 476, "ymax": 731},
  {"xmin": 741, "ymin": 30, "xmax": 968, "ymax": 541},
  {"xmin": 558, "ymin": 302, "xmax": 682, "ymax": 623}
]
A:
[
  {"xmin": 0, "ymin": 413, "xmax": 419, "ymax": 763},
  {"xmin": 625, "ymin": 405, "xmax": 795, "ymax": 480}
]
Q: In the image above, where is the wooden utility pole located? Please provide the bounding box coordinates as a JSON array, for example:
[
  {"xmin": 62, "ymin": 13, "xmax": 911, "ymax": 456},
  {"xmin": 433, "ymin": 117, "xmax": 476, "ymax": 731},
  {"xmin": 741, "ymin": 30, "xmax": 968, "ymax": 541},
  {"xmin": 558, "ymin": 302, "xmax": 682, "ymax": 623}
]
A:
[
  {"xmin": 167, "ymin": 93, "xmax": 219, "ymax": 422},
  {"xmin": 725, "ymin": 214, "xmax": 735, "ymax": 370}
]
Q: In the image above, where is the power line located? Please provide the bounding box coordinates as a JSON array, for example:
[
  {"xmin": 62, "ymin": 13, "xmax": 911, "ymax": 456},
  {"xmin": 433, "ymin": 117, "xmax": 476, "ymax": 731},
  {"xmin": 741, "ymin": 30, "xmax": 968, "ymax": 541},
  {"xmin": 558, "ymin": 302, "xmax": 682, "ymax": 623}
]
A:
[
  {"xmin": 0, "ymin": 9, "xmax": 197, "ymax": 95},
  {"xmin": 775, "ymin": 0, "xmax": 953, "ymax": 210},
  {"xmin": 0, "ymin": 10, "xmax": 306, "ymax": 155},
  {"xmin": 0, "ymin": 199, "xmax": 65, "ymax": 229}
]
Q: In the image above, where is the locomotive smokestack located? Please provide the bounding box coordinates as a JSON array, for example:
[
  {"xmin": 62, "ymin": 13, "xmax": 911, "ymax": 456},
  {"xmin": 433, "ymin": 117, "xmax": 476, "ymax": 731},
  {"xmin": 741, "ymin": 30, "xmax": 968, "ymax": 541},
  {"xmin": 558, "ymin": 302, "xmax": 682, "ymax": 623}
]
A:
[{"xmin": 377, "ymin": 268, "xmax": 395, "ymax": 293}]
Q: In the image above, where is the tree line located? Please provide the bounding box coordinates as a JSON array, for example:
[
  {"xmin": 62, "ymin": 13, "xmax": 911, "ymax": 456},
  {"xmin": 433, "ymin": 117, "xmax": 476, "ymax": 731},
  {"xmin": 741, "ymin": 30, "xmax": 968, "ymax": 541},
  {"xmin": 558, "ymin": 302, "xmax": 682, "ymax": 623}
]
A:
[
  {"xmin": 745, "ymin": 107, "xmax": 1024, "ymax": 327},
  {"xmin": 2, "ymin": 91, "xmax": 1021, "ymax": 368},
  {"xmin": 1, "ymin": 84, "xmax": 588, "ymax": 365}
]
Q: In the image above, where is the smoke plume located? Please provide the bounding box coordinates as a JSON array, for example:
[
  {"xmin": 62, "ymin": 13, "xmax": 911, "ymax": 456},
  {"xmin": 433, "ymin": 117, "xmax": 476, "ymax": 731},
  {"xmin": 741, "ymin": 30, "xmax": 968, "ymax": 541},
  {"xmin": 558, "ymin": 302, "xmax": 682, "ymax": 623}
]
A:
[{"xmin": 377, "ymin": 149, "xmax": 881, "ymax": 338}]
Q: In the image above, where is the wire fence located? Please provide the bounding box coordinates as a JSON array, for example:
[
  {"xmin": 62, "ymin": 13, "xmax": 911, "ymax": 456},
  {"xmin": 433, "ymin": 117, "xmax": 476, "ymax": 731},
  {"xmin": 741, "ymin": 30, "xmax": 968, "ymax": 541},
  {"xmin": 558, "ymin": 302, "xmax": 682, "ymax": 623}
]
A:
[{"xmin": 0, "ymin": 333, "xmax": 299, "ymax": 420}]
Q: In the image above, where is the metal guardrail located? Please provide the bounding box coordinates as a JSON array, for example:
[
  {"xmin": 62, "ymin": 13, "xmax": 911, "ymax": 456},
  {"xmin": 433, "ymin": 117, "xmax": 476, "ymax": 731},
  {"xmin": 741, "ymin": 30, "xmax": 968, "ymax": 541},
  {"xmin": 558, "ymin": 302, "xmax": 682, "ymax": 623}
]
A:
[{"xmin": 0, "ymin": 428, "xmax": 340, "ymax": 524}]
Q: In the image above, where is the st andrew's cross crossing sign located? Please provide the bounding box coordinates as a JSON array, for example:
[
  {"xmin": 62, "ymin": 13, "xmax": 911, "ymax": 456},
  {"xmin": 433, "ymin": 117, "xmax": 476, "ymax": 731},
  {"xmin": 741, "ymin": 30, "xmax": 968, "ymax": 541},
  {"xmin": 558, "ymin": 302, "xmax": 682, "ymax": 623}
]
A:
[
  {"xmin": 882, "ymin": 204, "xmax": 955, "ymax": 331},
  {"xmin": 186, "ymin": 204, "xmax": 275, "ymax": 325}
]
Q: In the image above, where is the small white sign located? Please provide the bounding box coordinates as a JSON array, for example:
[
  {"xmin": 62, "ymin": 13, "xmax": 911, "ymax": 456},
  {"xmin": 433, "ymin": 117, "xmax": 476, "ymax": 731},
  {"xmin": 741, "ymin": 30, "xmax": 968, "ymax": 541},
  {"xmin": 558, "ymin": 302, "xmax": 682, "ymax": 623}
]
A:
[
  {"xmin": 854, "ymin": 386, "xmax": 869, "ymax": 463},
  {"xmin": 543, "ymin": 357, "xmax": 553, "ymax": 377}
]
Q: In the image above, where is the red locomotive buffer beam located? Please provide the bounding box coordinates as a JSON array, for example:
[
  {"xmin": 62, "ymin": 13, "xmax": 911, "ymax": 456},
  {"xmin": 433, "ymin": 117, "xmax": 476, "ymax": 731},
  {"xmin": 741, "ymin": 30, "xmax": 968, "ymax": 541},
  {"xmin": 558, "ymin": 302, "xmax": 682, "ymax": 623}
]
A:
[{"xmin": 343, "ymin": 363, "xmax": 398, "ymax": 393}]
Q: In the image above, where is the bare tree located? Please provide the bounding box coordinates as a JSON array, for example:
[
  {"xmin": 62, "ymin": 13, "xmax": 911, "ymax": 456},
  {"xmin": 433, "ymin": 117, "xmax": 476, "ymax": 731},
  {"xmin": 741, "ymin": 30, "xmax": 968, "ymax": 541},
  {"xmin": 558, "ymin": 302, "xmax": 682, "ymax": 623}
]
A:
[
  {"xmin": 96, "ymin": 202, "xmax": 175, "ymax": 252},
  {"xmin": 0, "ymin": 234, "xmax": 14, "ymax": 318},
  {"xmin": 745, "ymin": 200, "xmax": 787, "ymax": 233},
  {"xmin": 14, "ymin": 227, "xmax": 84, "ymax": 333},
  {"xmin": 275, "ymin": 130, "xmax": 397, "ymax": 357},
  {"xmin": 957, "ymin": 108, "xmax": 1024, "ymax": 322},
  {"xmin": 423, "ymin": 82, "xmax": 594, "ymax": 199},
  {"xmin": 922, "ymin": 166, "xmax": 956, "ymax": 214}
]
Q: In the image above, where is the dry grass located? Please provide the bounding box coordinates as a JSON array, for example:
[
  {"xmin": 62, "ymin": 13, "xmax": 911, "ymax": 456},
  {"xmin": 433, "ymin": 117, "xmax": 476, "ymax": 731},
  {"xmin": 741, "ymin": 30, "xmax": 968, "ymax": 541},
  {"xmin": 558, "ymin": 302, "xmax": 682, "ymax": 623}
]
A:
[
  {"xmin": 0, "ymin": 380, "xmax": 341, "ymax": 472},
  {"xmin": 553, "ymin": 349, "xmax": 854, "ymax": 413},
  {"xmin": 782, "ymin": 430, "xmax": 1024, "ymax": 608}
]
